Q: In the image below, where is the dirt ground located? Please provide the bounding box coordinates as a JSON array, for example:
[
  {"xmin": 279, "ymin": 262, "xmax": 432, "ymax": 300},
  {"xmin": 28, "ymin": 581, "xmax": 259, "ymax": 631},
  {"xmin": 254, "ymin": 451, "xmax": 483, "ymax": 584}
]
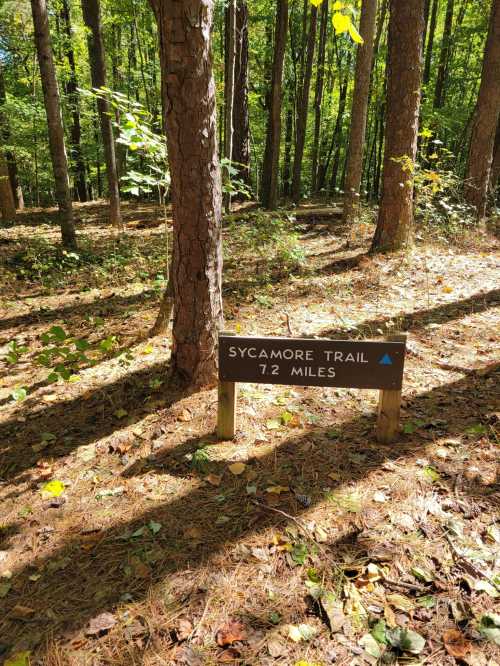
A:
[{"xmin": 0, "ymin": 201, "xmax": 499, "ymax": 665}]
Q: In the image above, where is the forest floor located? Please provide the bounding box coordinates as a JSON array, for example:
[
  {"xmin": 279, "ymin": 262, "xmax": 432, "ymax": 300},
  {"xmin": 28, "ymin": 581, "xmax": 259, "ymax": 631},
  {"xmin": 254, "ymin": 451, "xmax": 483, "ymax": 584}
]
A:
[{"xmin": 0, "ymin": 200, "xmax": 499, "ymax": 666}]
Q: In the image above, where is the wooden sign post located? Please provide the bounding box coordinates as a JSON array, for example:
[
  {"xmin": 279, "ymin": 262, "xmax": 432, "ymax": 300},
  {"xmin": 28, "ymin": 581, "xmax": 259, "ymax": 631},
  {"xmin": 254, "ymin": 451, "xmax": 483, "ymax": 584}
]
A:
[{"xmin": 217, "ymin": 333, "xmax": 407, "ymax": 443}]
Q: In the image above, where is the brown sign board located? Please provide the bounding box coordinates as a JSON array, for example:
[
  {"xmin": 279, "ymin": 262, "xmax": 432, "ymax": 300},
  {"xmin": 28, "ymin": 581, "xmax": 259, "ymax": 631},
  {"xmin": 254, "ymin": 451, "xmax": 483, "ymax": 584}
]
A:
[{"xmin": 219, "ymin": 335, "xmax": 406, "ymax": 390}]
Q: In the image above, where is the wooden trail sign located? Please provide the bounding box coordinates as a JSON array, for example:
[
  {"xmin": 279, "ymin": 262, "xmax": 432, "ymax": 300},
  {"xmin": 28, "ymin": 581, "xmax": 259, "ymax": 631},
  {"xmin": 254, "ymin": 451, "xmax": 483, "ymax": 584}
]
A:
[{"xmin": 217, "ymin": 333, "xmax": 407, "ymax": 443}]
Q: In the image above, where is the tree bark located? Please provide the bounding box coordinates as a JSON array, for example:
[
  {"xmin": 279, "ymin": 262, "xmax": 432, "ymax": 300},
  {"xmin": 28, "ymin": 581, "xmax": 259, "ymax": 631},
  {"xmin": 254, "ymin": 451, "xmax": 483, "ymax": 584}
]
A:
[
  {"xmin": 0, "ymin": 151, "xmax": 16, "ymax": 221},
  {"xmin": 489, "ymin": 118, "xmax": 500, "ymax": 200},
  {"xmin": 311, "ymin": 0, "xmax": 328, "ymax": 194},
  {"xmin": 149, "ymin": 0, "xmax": 224, "ymax": 388},
  {"xmin": 0, "ymin": 62, "xmax": 23, "ymax": 210},
  {"xmin": 371, "ymin": 0, "xmax": 425, "ymax": 253},
  {"xmin": 31, "ymin": 0, "xmax": 77, "ymax": 248},
  {"xmin": 343, "ymin": 0, "xmax": 378, "ymax": 223},
  {"xmin": 232, "ymin": 0, "xmax": 250, "ymax": 188},
  {"xmin": 81, "ymin": 0, "xmax": 123, "ymax": 230},
  {"xmin": 433, "ymin": 0, "xmax": 454, "ymax": 108},
  {"xmin": 464, "ymin": 0, "xmax": 500, "ymax": 219},
  {"xmin": 291, "ymin": 5, "xmax": 317, "ymax": 202},
  {"xmin": 261, "ymin": 0, "xmax": 289, "ymax": 210},
  {"xmin": 60, "ymin": 0, "xmax": 87, "ymax": 202}
]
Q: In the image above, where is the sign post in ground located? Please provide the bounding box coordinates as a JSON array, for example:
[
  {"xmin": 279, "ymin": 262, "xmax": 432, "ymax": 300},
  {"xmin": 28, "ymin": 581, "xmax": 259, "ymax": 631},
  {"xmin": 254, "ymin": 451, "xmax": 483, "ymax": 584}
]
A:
[{"xmin": 217, "ymin": 332, "xmax": 407, "ymax": 443}]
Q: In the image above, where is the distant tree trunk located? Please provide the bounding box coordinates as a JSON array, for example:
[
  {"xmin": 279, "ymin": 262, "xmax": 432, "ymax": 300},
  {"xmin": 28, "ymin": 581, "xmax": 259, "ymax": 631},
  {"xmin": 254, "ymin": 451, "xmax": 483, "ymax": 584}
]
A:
[
  {"xmin": 0, "ymin": 152, "xmax": 16, "ymax": 221},
  {"xmin": 311, "ymin": 0, "xmax": 328, "ymax": 194},
  {"xmin": 149, "ymin": 0, "xmax": 224, "ymax": 387},
  {"xmin": 282, "ymin": 91, "xmax": 294, "ymax": 196},
  {"xmin": 433, "ymin": 0, "xmax": 454, "ymax": 108},
  {"xmin": 464, "ymin": 0, "xmax": 500, "ymax": 218},
  {"xmin": 232, "ymin": 0, "xmax": 250, "ymax": 188},
  {"xmin": 81, "ymin": 0, "xmax": 123, "ymax": 230},
  {"xmin": 223, "ymin": 0, "xmax": 236, "ymax": 212},
  {"xmin": 60, "ymin": 0, "xmax": 87, "ymax": 202},
  {"xmin": 371, "ymin": 0, "xmax": 425, "ymax": 253},
  {"xmin": 0, "ymin": 62, "xmax": 23, "ymax": 209},
  {"xmin": 291, "ymin": 5, "xmax": 317, "ymax": 202},
  {"xmin": 261, "ymin": 0, "xmax": 289, "ymax": 210},
  {"xmin": 31, "ymin": 0, "xmax": 77, "ymax": 249},
  {"xmin": 423, "ymin": 0, "xmax": 438, "ymax": 85},
  {"xmin": 343, "ymin": 0, "xmax": 378, "ymax": 223}
]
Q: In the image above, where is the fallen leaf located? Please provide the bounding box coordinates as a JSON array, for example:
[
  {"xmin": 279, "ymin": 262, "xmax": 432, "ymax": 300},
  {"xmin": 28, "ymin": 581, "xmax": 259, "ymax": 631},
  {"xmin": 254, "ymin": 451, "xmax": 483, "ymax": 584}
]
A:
[
  {"xmin": 320, "ymin": 592, "xmax": 345, "ymax": 633},
  {"xmin": 373, "ymin": 491, "xmax": 388, "ymax": 503},
  {"xmin": 216, "ymin": 619, "xmax": 247, "ymax": 646},
  {"xmin": 0, "ymin": 581, "xmax": 12, "ymax": 597},
  {"xmin": 178, "ymin": 409, "xmax": 192, "ymax": 422},
  {"xmin": 479, "ymin": 613, "xmax": 500, "ymax": 646},
  {"xmin": 85, "ymin": 611, "xmax": 117, "ymax": 636},
  {"xmin": 267, "ymin": 637, "xmax": 286, "ymax": 657},
  {"xmin": 386, "ymin": 627, "xmax": 425, "ymax": 654},
  {"xmin": 40, "ymin": 480, "xmax": 65, "ymax": 497},
  {"xmin": 4, "ymin": 652, "xmax": 31, "ymax": 666},
  {"xmin": 359, "ymin": 633, "xmax": 383, "ymax": 658},
  {"xmin": 266, "ymin": 485, "xmax": 290, "ymax": 494},
  {"xmin": 175, "ymin": 618, "xmax": 193, "ymax": 641},
  {"xmin": 11, "ymin": 604, "xmax": 36, "ymax": 620},
  {"xmin": 205, "ymin": 474, "xmax": 222, "ymax": 487},
  {"xmin": 218, "ymin": 647, "xmax": 240, "ymax": 662},
  {"xmin": 287, "ymin": 623, "xmax": 318, "ymax": 642},
  {"xmin": 443, "ymin": 628, "xmax": 470, "ymax": 658},
  {"xmin": 386, "ymin": 593, "xmax": 414, "ymax": 612},
  {"xmin": 228, "ymin": 462, "xmax": 246, "ymax": 476}
]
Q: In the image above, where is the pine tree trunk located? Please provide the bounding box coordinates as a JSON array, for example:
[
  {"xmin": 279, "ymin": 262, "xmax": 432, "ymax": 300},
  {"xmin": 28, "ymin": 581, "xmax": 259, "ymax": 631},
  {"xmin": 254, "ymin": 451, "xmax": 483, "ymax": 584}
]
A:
[
  {"xmin": 60, "ymin": 0, "xmax": 87, "ymax": 202},
  {"xmin": 311, "ymin": 0, "xmax": 328, "ymax": 194},
  {"xmin": 291, "ymin": 5, "xmax": 317, "ymax": 202},
  {"xmin": 343, "ymin": 0, "xmax": 378, "ymax": 223},
  {"xmin": 464, "ymin": 0, "xmax": 500, "ymax": 219},
  {"xmin": 423, "ymin": 0, "xmax": 438, "ymax": 85},
  {"xmin": 0, "ymin": 62, "xmax": 24, "ymax": 210},
  {"xmin": 149, "ymin": 0, "xmax": 224, "ymax": 388},
  {"xmin": 223, "ymin": 0, "xmax": 236, "ymax": 212},
  {"xmin": 0, "ymin": 151, "xmax": 16, "ymax": 221},
  {"xmin": 232, "ymin": 0, "xmax": 250, "ymax": 188},
  {"xmin": 371, "ymin": 0, "xmax": 425, "ymax": 253},
  {"xmin": 81, "ymin": 0, "xmax": 123, "ymax": 230},
  {"xmin": 261, "ymin": 0, "xmax": 289, "ymax": 210},
  {"xmin": 31, "ymin": 0, "xmax": 77, "ymax": 249},
  {"xmin": 433, "ymin": 0, "xmax": 454, "ymax": 108},
  {"xmin": 490, "ymin": 119, "xmax": 500, "ymax": 200}
]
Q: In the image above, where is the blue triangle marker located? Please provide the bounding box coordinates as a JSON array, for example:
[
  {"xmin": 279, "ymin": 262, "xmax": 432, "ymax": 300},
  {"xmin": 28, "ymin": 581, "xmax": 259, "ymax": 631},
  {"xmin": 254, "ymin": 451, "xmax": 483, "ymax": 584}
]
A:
[{"xmin": 379, "ymin": 353, "xmax": 393, "ymax": 366}]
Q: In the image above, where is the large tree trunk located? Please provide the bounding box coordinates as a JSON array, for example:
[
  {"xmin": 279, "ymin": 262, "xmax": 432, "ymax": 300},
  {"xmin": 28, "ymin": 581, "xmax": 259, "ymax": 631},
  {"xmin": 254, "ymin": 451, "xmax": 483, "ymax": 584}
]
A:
[
  {"xmin": 31, "ymin": 0, "xmax": 77, "ymax": 248},
  {"xmin": 81, "ymin": 0, "xmax": 123, "ymax": 230},
  {"xmin": 232, "ymin": 0, "xmax": 250, "ymax": 188},
  {"xmin": 0, "ymin": 151, "xmax": 16, "ymax": 221},
  {"xmin": 433, "ymin": 0, "xmax": 454, "ymax": 108},
  {"xmin": 311, "ymin": 0, "xmax": 328, "ymax": 194},
  {"xmin": 149, "ymin": 0, "xmax": 224, "ymax": 388},
  {"xmin": 261, "ymin": 0, "xmax": 289, "ymax": 210},
  {"xmin": 60, "ymin": 0, "xmax": 87, "ymax": 202},
  {"xmin": 371, "ymin": 0, "xmax": 425, "ymax": 253},
  {"xmin": 342, "ymin": 0, "xmax": 378, "ymax": 224},
  {"xmin": 291, "ymin": 5, "xmax": 317, "ymax": 202},
  {"xmin": 464, "ymin": 0, "xmax": 500, "ymax": 219},
  {"xmin": 490, "ymin": 119, "xmax": 500, "ymax": 200},
  {"xmin": 0, "ymin": 62, "xmax": 23, "ymax": 210}
]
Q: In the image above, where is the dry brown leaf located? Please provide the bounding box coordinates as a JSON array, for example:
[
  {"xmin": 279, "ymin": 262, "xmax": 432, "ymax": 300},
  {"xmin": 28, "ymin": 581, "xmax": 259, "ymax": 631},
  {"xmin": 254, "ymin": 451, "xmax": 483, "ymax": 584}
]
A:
[
  {"xmin": 443, "ymin": 628, "xmax": 471, "ymax": 659},
  {"xmin": 85, "ymin": 611, "xmax": 117, "ymax": 636},
  {"xmin": 130, "ymin": 555, "xmax": 150, "ymax": 579},
  {"xmin": 217, "ymin": 647, "xmax": 240, "ymax": 663},
  {"xmin": 11, "ymin": 604, "xmax": 36, "ymax": 620},
  {"xmin": 216, "ymin": 619, "xmax": 247, "ymax": 646},
  {"xmin": 178, "ymin": 409, "xmax": 192, "ymax": 422},
  {"xmin": 175, "ymin": 618, "xmax": 193, "ymax": 641},
  {"xmin": 228, "ymin": 462, "xmax": 246, "ymax": 475},
  {"xmin": 205, "ymin": 474, "xmax": 222, "ymax": 487}
]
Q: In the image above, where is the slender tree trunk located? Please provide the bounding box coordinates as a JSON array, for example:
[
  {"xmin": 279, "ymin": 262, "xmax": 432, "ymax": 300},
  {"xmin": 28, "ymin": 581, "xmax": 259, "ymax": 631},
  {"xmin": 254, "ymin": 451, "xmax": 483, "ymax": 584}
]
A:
[
  {"xmin": 291, "ymin": 5, "xmax": 317, "ymax": 202},
  {"xmin": 149, "ymin": 0, "xmax": 223, "ymax": 388},
  {"xmin": 282, "ymin": 89, "xmax": 294, "ymax": 197},
  {"xmin": 371, "ymin": 0, "xmax": 425, "ymax": 253},
  {"xmin": 232, "ymin": 0, "xmax": 250, "ymax": 188},
  {"xmin": 0, "ymin": 151, "xmax": 16, "ymax": 221},
  {"xmin": 31, "ymin": 0, "xmax": 77, "ymax": 248},
  {"xmin": 311, "ymin": 0, "xmax": 328, "ymax": 194},
  {"xmin": 81, "ymin": 0, "xmax": 123, "ymax": 230},
  {"xmin": 60, "ymin": 0, "xmax": 87, "ymax": 202},
  {"xmin": 0, "ymin": 62, "xmax": 24, "ymax": 209},
  {"xmin": 423, "ymin": 0, "xmax": 438, "ymax": 86},
  {"xmin": 343, "ymin": 0, "xmax": 378, "ymax": 223},
  {"xmin": 464, "ymin": 0, "xmax": 500, "ymax": 218},
  {"xmin": 261, "ymin": 0, "xmax": 289, "ymax": 210},
  {"xmin": 433, "ymin": 0, "xmax": 454, "ymax": 108},
  {"xmin": 223, "ymin": 0, "xmax": 236, "ymax": 212}
]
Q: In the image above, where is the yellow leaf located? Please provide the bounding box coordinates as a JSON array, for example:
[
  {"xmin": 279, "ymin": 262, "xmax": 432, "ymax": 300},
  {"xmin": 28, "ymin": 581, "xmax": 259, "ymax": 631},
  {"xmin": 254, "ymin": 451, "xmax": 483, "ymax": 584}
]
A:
[
  {"xmin": 228, "ymin": 462, "xmax": 246, "ymax": 475},
  {"xmin": 333, "ymin": 1, "xmax": 345, "ymax": 8},
  {"xmin": 309, "ymin": 0, "xmax": 324, "ymax": 5},
  {"xmin": 142, "ymin": 344, "xmax": 154, "ymax": 354},
  {"xmin": 266, "ymin": 485, "xmax": 290, "ymax": 494},
  {"xmin": 235, "ymin": 322, "xmax": 242, "ymax": 333},
  {"xmin": 332, "ymin": 11, "xmax": 350, "ymax": 33},
  {"xmin": 348, "ymin": 21, "xmax": 364, "ymax": 44},
  {"xmin": 41, "ymin": 480, "xmax": 65, "ymax": 497},
  {"xmin": 442, "ymin": 286, "xmax": 453, "ymax": 293},
  {"xmin": 5, "ymin": 652, "xmax": 31, "ymax": 666}
]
